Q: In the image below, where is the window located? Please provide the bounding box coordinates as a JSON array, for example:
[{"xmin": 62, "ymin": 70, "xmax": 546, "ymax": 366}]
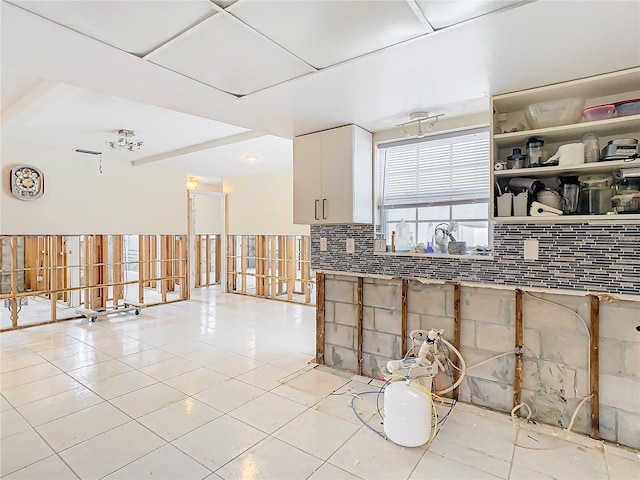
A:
[{"xmin": 377, "ymin": 127, "xmax": 491, "ymax": 252}]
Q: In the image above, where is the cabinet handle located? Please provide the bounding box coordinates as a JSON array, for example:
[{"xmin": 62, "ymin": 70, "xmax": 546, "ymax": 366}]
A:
[
  {"xmin": 314, "ymin": 200, "xmax": 319, "ymax": 220},
  {"xmin": 322, "ymin": 199, "xmax": 327, "ymax": 219}
]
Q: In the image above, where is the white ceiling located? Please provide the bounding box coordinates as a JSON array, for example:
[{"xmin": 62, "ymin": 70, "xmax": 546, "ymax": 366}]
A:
[{"xmin": 2, "ymin": 0, "xmax": 639, "ymax": 182}]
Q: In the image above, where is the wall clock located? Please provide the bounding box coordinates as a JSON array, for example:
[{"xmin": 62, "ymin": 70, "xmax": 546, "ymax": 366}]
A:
[{"xmin": 10, "ymin": 165, "xmax": 44, "ymax": 200}]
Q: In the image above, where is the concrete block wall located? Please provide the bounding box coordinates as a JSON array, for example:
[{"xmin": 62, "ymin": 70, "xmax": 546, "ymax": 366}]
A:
[{"xmin": 321, "ymin": 274, "xmax": 640, "ymax": 449}]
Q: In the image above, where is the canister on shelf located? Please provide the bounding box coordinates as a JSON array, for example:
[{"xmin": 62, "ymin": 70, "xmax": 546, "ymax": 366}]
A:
[
  {"xmin": 526, "ymin": 137, "xmax": 545, "ymax": 167},
  {"xmin": 582, "ymin": 133, "xmax": 600, "ymax": 163}
]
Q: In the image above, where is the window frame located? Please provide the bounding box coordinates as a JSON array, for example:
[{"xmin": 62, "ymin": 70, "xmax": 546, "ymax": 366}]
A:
[{"xmin": 375, "ymin": 126, "xmax": 492, "ymax": 252}]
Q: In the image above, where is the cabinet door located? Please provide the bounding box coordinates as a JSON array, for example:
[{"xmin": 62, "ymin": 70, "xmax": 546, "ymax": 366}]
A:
[
  {"xmin": 293, "ymin": 132, "xmax": 323, "ymax": 224},
  {"xmin": 320, "ymin": 125, "xmax": 356, "ymax": 223}
]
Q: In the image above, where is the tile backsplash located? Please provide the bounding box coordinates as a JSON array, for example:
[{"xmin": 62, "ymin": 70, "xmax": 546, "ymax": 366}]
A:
[{"xmin": 310, "ymin": 223, "xmax": 640, "ymax": 295}]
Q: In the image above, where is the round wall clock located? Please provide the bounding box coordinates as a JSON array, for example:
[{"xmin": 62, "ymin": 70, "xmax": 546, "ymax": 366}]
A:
[{"xmin": 10, "ymin": 165, "xmax": 44, "ymax": 200}]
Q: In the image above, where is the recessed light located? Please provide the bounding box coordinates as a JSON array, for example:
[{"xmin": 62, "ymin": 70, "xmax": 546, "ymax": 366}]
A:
[{"xmin": 245, "ymin": 154, "xmax": 258, "ymax": 162}]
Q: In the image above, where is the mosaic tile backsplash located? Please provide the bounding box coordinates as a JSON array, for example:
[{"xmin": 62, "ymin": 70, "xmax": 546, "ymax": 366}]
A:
[{"xmin": 310, "ymin": 223, "xmax": 640, "ymax": 295}]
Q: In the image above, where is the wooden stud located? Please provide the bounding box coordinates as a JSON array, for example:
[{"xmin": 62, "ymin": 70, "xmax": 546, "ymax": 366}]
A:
[
  {"xmin": 357, "ymin": 276, "xmax": 364, "ymax": 375},
  {"xmin": 150, "ymin": 235, "xmax": 158, "ymax": 289},
  {"xmin": 10, "ymin": 236, "xmax": 18, "ymax": 328},
  {"xmin": 84, "ymin": 236, "xmax": 91, "ymax": 308},
  {"xmin": 316, "ymin": 272, "xmax": 325, "ymax": 364},
  {"xmin": 49, "ymin": 236, "xmax": 58, "ymax": 322},
  {"xmin": 226, "ymin": 235, "xmax": 235, "ymax": 292},
  {"xmin": 161, "ymin": 236, "xmax": 168, "ymax": 302},
  {"xmin": 514, "ymin": 288, "xmax": 524, "ymax": 410},
  {"xmin": 214, "ymin": 235, "xmax": 221, "ymax": 284},
  {"xmin": 138, "ymin": 235, "xmax": 145, "ymax": 304},
  {"xmin": 401, "ymin": 279, "xmax": 408, "ymax": 357},
  {"xmin": 270, "ymin": 236, "xmax": 277, "ymax": 298},
  {"xmin": 277, "ymin": 236, "xmax": 285, "ymax": 294},
  {"xmin": 302, "ymin": 236, "xmax": 311, "ymax": 304},
  {"xmin": 194, "ymin": 235, "xmax": 202, "ymax": 287},
  {"xmin": 113, "ymin": 236, "xmax": 123, "ymax": 305},
  {"xmin": 241, "ymin": 236, "xmax": 248, "ymax": 294},
  {"xmin": 453, "ymin": 283, "xmax": 461, "ymax": 401},
  {"xmin": 590, "ymin": 294, "xmax": 600, "ymax": 440},
  {"xmin": 205, "ymin": 235, "xmax": 211, "ymax": 286},
  {"xmin": 286, "ymin": 236, "xmax": 295, "ymax": 301},
  {"xmin": 181, "ymin": 234, "xmax": 189, "ymax": 300},
  {"xmin": 256, "ymin": 235, "xmax": 264, "ymax": 297}
]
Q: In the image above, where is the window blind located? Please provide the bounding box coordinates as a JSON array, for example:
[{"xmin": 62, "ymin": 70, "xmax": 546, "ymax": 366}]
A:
[{"xmin": 379, "ymin": 129, "xmax": 490, "ymax": 208}]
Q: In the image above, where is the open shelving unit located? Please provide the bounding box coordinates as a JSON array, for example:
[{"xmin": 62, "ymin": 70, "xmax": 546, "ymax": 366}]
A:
[{"xmin": 491, "ymin": 66, "xmax": 640, "ymax": 224}]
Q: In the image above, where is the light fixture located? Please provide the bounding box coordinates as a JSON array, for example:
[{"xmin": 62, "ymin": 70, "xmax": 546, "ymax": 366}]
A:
[
  {"xmin": 397, "ymin": 112, "xmax": 444, "ymax": 139},
  {"xmin": 245, "ymin": 154, "xmax": 258, "ymax": 162},
  {"xmin": 108, "ymin": 129, "xmax": 144, "ymax": 151},
  {"xmin": 186, "ymin": 176, "xmax": 199, "ymax": 190}
]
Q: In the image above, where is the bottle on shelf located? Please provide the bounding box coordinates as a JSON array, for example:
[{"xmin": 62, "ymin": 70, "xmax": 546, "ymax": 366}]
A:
[
  {"xmin": 395, "ymin": 219, "xmax": 410, "ymax": 252},
  {"xmin": 425, "ymin": 223, "xmax": 435, "ymax": 253}
]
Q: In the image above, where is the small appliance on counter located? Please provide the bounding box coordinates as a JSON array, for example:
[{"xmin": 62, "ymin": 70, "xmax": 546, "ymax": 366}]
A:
[{"xmin": 600, "ymin": 138, "xmax": 639, "ymax": 162}]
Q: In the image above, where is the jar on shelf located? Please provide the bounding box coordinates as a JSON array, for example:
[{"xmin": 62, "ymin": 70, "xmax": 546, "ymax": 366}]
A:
[
  {"xmin": 526, "ymin": 137, "xmax": 545, "ymax": 167},
  {"xmin": 582, "ymin": 133, "xmax": 600, "ymax": 163}
]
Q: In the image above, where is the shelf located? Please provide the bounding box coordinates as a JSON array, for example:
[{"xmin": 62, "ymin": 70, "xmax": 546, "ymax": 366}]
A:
[
  {"xmin": 493, "ymin": 115, "xmax": 640, "ymax": 147},
  {"xmin": 493, "ymin": 214, "xmax": 640, "ymax": 224},
  {"xmin": 494, "ymin": 158, "xmax": 640, "ymax": 178},
  {"xmin": 492, "ymin": 67, "xmax": 640, "ymax": 113}
]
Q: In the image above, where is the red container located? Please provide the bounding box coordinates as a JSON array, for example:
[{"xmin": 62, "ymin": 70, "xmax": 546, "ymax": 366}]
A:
[{"xmin": 582, "ymin": 104, "xmax": 616, "ymax": 121}]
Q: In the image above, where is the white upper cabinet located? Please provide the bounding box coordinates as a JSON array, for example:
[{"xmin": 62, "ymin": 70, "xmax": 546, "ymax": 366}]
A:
[{"xmin": 293, "ymin": 124, "xmax": 373, "ymax": 224}]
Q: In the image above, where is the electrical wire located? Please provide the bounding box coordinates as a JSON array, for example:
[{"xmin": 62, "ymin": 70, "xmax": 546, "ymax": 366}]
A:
[
  {"xmin": 435, "ymin": 337, "xmax": 466, "ymax": 395},
  {"xmin": 524, "ymin": 291, "xmax": 591, "ymax": 339},
  {"xmin": 524, "ymin": 291, "xmax": 591, "ymax": 396}
]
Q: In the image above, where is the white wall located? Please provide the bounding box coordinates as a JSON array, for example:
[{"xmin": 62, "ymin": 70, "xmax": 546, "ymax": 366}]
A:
[
  {"xmin": 224, "ymin": 170, "xmax": 309, "ymax": 236},
  {"xmin": 1, "ymin": 142, "xmax": 187, "ymax": 234}
]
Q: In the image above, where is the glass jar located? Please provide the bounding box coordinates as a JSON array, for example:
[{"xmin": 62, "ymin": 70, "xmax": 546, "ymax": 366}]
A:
[{"xmin": 582, "ymin": 133, "xmax": 600, "ymax": 163}]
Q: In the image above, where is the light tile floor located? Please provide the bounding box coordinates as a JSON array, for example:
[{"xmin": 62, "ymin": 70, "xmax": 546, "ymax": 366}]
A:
[{"xmin": 1, "ymin": 287, "xmax": 638, "ymax": 480}]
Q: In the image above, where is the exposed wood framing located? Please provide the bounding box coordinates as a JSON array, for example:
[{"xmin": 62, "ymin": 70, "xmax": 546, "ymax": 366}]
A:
[
  {"xmin": 514, "ymin": 288, "xmax": 524, "ymax": 410},
  {"xmin": 269, "ymin": 236, "xmax": 277, "ymax": 298},
  {"xmin": 357, "ymin": 276, "xmax": 364, "ymax": 375},
  {"xmin": 286, "ymin": 236, "xmax": 295, "ymax": 301},
  {"xmin": 10, "ymin": 236, "xmax": 18, "ymax": 328},
  {"xmin": 241, "ymin": 236, "xmax": 248, "ymax": 294},
  {"xmin": 83, "ymin": 236, "xmax": 91, "ymax": 308},
  {"xmin": 138, "ymin": 235, "xmax": 144, "ymax": 303},
  {"xmin": 215, "ymin": 235, "xmax": 221, "ymax": 284},
  {"xmin": 590, "ymin": 294, "xmax": 600, "ymax": 440},
  {"xmin": 113, "ymin": 235, "xmax": 123, "ymax": 305},
  {"xmin": 316, "ymin": 272, "xmax": 325, "ymax": 364},
  {"xmin": 161, "ymin": 236, "xmax": 169, "ymax": 302},
  {"xmin": 401, "ymin": 279, "xmax": 408, "ymax": 356},
  {"xmin": 195, "ymin": 235, "xmax": 202, "ymax": 287},
  {"xmin": 150, "ymin": 235, "xmax": 157, "ymax": 289},
  {"xmin": 453, "ymin": 282, "xmax": 461, "ymax": 401},
  {"xmin": 226, "ymin": 235, "xmax": 236, "ymax": 292},
  {"xmin": 205, "ymin": 235, "xmax": 211, "ymax": 286},
  {"xmin": 302, "ymin": 236, "xmax": 311, "ymax": 303},
  {"xmin": 277, "ymin": 237, "xmax": 285, "ymax": 294},
  {"xmin": 181, "ymin": 235, "xmax": 189, "ymax": 300},
  {"xmin": 49, "ymin": 236, "xmax": 58, "ymax": 322},
  {"xmin": 256, "ymin": 235, "xmax": 265, "ymax": 296}
]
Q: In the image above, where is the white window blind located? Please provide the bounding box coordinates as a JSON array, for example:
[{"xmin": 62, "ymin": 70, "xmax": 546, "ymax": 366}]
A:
[{"xmin": 379, "ymin": 129, "xmax": 490, "ymax": 208}]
